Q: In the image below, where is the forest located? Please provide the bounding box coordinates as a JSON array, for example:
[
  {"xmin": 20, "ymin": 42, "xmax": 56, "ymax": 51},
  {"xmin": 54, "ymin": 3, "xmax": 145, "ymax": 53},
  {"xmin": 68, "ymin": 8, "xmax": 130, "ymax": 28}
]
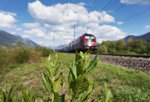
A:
[{"xmin": 98, "ymin": 39, "xmax": 150, "ymax": 55}]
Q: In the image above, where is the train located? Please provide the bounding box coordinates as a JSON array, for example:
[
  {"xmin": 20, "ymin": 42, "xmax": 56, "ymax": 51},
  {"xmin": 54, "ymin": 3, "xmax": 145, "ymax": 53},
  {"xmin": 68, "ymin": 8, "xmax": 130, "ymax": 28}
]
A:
[{"xmin": 59, "ymin": 33, "xmax": 97, "ymax": 52}]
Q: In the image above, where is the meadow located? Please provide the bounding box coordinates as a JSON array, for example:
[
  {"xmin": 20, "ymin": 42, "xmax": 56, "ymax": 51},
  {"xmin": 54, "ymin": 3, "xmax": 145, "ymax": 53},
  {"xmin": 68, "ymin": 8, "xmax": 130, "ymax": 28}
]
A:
[{"xmin": 0, "ymin": 47, "xmax": 150, "ymax": 101}]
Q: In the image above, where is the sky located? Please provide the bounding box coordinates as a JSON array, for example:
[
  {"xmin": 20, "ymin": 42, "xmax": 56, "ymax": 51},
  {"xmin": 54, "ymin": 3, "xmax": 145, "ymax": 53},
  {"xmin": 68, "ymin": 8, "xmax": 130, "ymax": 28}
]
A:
[{"xmin": 0, "ymin": 0, "xmax": 150, "ymax": 47}]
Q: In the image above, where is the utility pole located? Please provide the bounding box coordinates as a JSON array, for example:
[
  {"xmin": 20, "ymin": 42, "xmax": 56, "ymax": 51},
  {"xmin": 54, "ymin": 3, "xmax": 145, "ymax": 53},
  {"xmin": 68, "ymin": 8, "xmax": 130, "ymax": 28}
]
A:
[
  {"xmin": 87, "ymin": 26, "xmax": 89, "ymax": 33},
  {"xmin": 92, "ymin": 29, "xmax": 95, "ymax": 35},
  {"xmin": 53, "ymin": 33, "xmax": 55, "ymax": 52}
]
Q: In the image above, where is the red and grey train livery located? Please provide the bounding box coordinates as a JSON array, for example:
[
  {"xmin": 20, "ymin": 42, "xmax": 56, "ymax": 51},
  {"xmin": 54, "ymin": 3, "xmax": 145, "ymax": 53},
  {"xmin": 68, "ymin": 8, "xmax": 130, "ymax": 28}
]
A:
[{"xmin": 61, "ymin": 33, "xmax": 97, "ymax": 52}]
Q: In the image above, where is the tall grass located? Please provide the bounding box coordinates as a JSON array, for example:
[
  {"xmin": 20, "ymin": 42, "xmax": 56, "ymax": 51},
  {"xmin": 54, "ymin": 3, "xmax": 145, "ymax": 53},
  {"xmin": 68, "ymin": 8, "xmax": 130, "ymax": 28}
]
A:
[{"xmin": 0, "ymin": 47, "xmax": 53, "ymax": 73}]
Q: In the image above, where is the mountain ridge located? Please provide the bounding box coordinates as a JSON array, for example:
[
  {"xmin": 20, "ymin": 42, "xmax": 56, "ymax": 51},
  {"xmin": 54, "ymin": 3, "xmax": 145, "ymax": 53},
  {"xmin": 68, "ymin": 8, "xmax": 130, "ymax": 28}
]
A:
[
  {"xmin": 124, "ymin": 32, "xmax": 150, "ymax": 42},
  {"xmin": 0, "ymin": 30, "xmax": 39, "ymax": 47}
]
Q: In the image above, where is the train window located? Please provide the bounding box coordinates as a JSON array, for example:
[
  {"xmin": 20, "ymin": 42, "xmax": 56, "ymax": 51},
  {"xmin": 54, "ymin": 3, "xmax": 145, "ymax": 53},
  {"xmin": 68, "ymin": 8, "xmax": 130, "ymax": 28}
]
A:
[
  {"xmin": 92, "ymin": 39, "xmax": 95, "ymax": 42},
  {"xmin": 85, "ymin": 36, "xmax": 90, "ymax": 39},
  {"xmin": 91, "ymin": 36, "xmax": 94, "ymax": 39},
  {"xmin": 85, "ymin": 36, "xmax": 95, "ymax": 42}
]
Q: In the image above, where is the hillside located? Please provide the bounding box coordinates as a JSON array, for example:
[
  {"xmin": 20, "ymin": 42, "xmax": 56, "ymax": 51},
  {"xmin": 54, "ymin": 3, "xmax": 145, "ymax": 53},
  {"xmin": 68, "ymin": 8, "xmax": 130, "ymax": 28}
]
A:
[
  {"xmin": 124, "ymin": 32, "xmax": 150, "ymax": 42},
  {"xmin": 0, "ymin": 51, "xmax": 150, "ymax": 101},
  {"xmin": 0, "ymin": 30, "xmax": 39, "ymax": 47}
]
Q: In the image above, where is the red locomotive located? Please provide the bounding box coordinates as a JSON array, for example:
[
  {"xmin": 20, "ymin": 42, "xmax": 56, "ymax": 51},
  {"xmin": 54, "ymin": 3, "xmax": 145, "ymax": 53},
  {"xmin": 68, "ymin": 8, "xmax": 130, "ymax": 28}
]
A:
[{"xmin": 62, "ymin": 33, "xmax": 97, "ymax": 52}]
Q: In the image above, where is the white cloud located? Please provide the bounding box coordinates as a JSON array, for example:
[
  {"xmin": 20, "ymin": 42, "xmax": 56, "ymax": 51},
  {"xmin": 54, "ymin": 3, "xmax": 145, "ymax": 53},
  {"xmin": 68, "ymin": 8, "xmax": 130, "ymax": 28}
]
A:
[
  {"xmin": 121, "ymin": 0, "xmax": 150, "ymax": 4},
  {"xmin": 97, "ymin": 25, "xmax": 125, "ymax": 40},
  {"xmin": 24, "ymin": 28, "xmax": 45, "ymax": 37},
  {"xmin": 23, "ymin": 22, "xmax": 41, "ymax": 28},
  {"xmin": 0, "ymin": 11, "xmax": 16, "ymax": 28},
  {"xmin": 145, "ymin": 25, "xmax": 150, "ymax": 29},
  {"xmin": 75, "ymin": 24, "xmax": 125, "ymax": 40},
  {"xmin": 22, "ymin": 34, "xmax": 30, "ymax": 38},
  {"xmin": 38, "ymin": 41, "xmax": 52, "ymax": 47},
  {"xmin": 28, "ymin": 1, "xmax": 115, "ymax": 25},
  {"xmin": 78, "ymin": 2, "xmax": 85, "ymax": 6},
  {"xmin": 117, "ymin": 21, "xmax": 124, "ymax": 25},
  {"xmin": 0, "ymin": 11, "xmax": 16, "ymax": 16},
  {"xmin": 25, "ymin": 1, "xmax": 125, "ymax": 46}
]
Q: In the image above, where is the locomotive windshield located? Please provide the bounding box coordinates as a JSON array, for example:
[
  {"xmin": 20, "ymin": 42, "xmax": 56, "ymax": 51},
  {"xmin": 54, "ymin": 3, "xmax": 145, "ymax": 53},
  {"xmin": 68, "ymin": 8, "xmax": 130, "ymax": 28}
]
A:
[{"xmin": 85, "ymin": 35, "xmax": 95, "ymax": 42}]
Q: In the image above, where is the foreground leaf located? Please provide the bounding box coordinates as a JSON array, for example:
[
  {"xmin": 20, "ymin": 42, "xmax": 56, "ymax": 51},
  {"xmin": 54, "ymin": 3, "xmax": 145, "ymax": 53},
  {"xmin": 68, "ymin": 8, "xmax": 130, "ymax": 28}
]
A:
[{"xmin": 42, "ymin": 72, "xmax": 53, "ymax": 93}]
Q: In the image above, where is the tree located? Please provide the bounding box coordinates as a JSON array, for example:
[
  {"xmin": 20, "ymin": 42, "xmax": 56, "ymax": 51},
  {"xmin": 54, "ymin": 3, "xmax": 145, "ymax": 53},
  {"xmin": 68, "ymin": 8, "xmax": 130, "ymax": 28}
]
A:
[
  {"xmin": 116, "ymin": 39, "xmax": 126, "ymax": 53},
  {"xmin": 99, "ymin": 45, "xmax": 108, "ymax": 54}
]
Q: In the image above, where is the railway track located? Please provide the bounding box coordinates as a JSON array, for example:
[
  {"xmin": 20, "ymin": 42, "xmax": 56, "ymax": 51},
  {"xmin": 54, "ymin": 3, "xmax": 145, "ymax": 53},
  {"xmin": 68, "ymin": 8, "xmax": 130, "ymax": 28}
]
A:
[
  {"xmin": 60, "ymin": 51, "xmax": 150, "ymax": 58},
  {"xmin": 99, "ymin": 54, "xmax": 150, "ymax": 73},
  {"xmin": 58, "ymin": 52, "xmax": 150, "ymax": 73},
  {"xmin": 99, "ymin": 54, "xmax": 150, "ymax": 58}
]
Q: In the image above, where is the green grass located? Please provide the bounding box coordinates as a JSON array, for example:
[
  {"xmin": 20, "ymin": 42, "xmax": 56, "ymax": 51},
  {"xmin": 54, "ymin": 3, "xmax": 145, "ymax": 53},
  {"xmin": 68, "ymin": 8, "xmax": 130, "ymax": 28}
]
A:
[
  {"xmin": 0, "ymin": 52, "xmax": 150, "ymax": 101},
  {"xmin": 92, "ymin": 61, "xmax": 150, "ymax": 101}
]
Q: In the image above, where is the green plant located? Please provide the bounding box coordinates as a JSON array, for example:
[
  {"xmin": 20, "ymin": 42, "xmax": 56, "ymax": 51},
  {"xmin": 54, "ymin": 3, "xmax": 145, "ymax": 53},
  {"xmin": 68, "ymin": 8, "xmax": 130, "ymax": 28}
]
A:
[
  {"xmin": 42, "ymin": 54, "xmax": 64, "ymax": 102},
  {"xmin": 0, "ymin": 87, "xmax": 14, "ymax": 102},
  {"xmin": 21, "ymin": 89, "xmax": 36, "ymax": 102},
  {"xmin": 68, "ymin": 52, "xmax": 98, "ymax": 102},
  {"xmin": 98, "ymin": 83, "xmax": 113, "ymax": 102},
  {"xmin": 42, "ymin": 52, "xmax": 98, "ymax": 102}
]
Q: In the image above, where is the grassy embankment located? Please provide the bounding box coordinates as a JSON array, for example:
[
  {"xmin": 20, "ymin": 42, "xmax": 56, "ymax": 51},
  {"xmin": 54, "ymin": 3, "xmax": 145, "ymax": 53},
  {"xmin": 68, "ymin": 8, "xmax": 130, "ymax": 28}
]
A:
[{"xmin": 0, "ymin": 49, "xmax": 150, "ymax": 101}]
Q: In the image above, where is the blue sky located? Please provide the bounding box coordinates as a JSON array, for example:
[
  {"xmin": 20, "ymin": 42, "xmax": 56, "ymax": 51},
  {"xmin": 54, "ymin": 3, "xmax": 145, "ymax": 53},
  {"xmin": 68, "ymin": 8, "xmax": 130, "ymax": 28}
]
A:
[{"xmin": 0, "ymin": 0, "xmax": 150, "ymax": 46}]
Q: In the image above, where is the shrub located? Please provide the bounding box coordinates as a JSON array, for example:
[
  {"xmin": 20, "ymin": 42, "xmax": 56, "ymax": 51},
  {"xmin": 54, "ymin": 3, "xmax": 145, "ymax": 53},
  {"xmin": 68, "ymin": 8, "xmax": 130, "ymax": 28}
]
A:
[
  {"xmin": 0, "ymin": 47, "xmax": 53, "ymax": 66},
  {"xmin": 15, "ymin": 49, "xmax": 29, "ymax": 64},
  {"xmin": 36, "ymin": 47, "xmax": 53, "ymax": 57},
  {"xmin": 0, "ymin": 48, "xmax": 5, "ymax": 68}
]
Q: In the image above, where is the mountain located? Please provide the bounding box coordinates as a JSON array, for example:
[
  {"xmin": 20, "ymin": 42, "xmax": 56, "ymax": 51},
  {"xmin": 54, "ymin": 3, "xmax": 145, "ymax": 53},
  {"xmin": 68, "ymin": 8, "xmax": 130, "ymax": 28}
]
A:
[
  {"xmin": 0, "ymin": 30, "xmax": 39, "ymax": 47},
  {"xmin": 54, "ymin": 44, "xmax": 67, "ymax": 51},
  {"xmin": 124, "ymin": 32, "xmax": 150, "ymax": 42}
]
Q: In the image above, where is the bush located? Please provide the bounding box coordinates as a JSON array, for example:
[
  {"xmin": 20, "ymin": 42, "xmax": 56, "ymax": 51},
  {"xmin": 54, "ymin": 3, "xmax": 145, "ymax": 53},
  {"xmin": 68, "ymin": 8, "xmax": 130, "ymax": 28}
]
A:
[
  {"xmin": 98, "ymin": 39, "xmax": 150, "ymax": 55},
  {"xmin": 15, "ymin": 49, "xmax": 29, "ymax": 64},
  {"xmin": 36, "ymin": 47, "xmax": 53, "ymax": 57},
  {"xmin": 1, "ymin": 47, "xmax": 54, "ymax": 64},
  {"xmin": 0, "ymin": 48, "xmax": 6, "ymax": 72}
]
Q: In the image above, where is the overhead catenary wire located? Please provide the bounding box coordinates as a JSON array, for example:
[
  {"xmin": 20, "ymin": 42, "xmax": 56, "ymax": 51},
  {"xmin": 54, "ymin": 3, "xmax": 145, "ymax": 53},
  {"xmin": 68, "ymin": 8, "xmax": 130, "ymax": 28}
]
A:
[
  {"xmin": 66, "ymin": 1, "xmax": 76, "ymax": 40},
  {"xmin": 86, "ymin": 0, "xmax": 125, "ymax": 28},
  {"xmin": 123, "ymin": 7, "xmax": 150, "ymax": 22},
  {"xmin": 82, "ymin": 0, "xmax": 149, "ymax": 28},
  {"xmin": 113, "ymin": 4, "xmax": 126, "ymax": 12},
  {"xmin": 104, "ymin": 0, "xmax": 118, "ymax": 10},
  {"xmin": 84, "ymin": 0, "xmax": 96, "ymax": 34},
  {"xmin": 89, "ymin": 0, "xmax": 97, "ymax": 10},
  {"xmin": 101, "ymin": 0, "xmax": 116, "ymax": 11},
  {"xmin": 100, "ymin": 0, "xmax": 126, "ymax": 13}
]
